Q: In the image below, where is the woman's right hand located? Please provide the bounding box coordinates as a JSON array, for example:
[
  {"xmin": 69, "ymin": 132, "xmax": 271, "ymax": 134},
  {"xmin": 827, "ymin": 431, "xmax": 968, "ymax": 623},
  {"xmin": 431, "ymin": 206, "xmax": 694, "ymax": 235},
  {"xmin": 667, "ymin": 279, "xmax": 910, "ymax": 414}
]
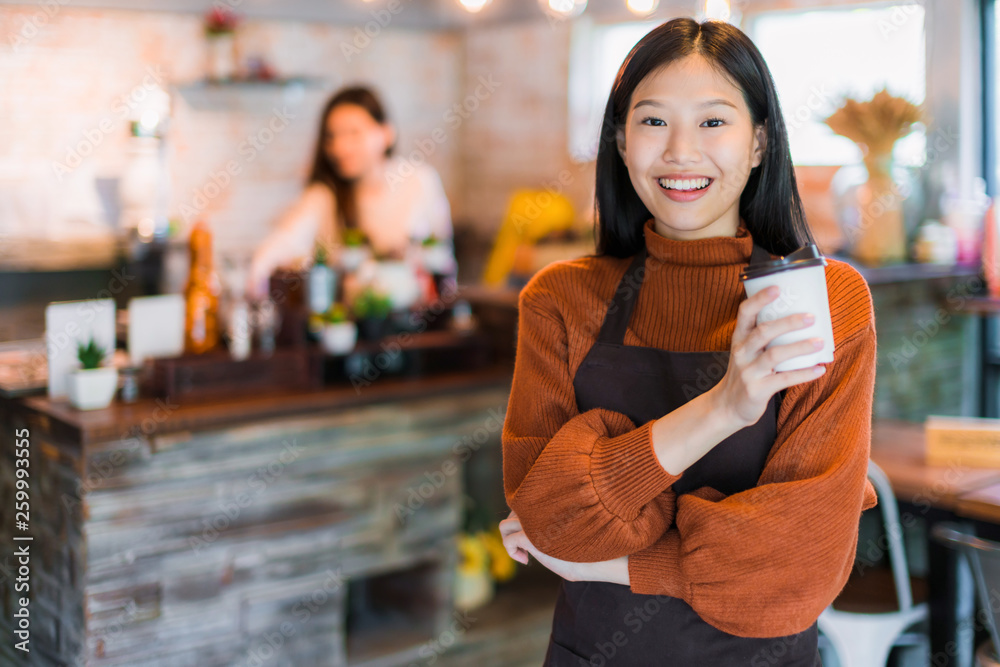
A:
[{"xmin": 713, "ymin": 285, "xmax": 828, "ymax": 429}]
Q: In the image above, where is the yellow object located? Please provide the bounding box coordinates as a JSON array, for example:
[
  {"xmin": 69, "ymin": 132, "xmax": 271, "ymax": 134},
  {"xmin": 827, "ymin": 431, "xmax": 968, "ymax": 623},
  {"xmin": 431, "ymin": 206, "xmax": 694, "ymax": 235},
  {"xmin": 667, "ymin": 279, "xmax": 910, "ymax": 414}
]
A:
[
  {"xmin": 457, "ymin": 533, "xmax": 488, "ymax": 576},
  {"xmin": 925, "ymin": 415, "xmax": 1000, "ymax": 468},
  {"xmin": 480, "ymin": 528, "xmax": 517, "ymax": 582},
  {"xmin": 481, "ymin": 189, "xmax": 575, "ymax": 287},
  {"xmin": 455, "ymin": 532, "xmax": 494, "ymax": 611}
]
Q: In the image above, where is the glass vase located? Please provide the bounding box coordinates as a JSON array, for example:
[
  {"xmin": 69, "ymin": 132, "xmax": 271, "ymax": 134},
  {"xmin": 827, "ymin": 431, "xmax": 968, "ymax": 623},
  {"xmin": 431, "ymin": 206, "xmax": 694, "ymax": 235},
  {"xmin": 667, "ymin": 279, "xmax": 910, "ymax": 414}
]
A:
[
  {"xmin": 206, "ymin": 33, "xmax": 236, "ymax": 81},
  {"xmin": 833, "ymin": 157, "xmax": 916, "ymax": 266}
]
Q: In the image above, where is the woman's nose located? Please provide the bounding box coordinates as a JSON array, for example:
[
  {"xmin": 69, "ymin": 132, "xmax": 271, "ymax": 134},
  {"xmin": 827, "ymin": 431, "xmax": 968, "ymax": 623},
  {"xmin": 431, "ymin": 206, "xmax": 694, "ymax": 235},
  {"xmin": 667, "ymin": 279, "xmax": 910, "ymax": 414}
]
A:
[{"xmin": 663, "ymin": 127, "xmax": 699, "ymax": 163}]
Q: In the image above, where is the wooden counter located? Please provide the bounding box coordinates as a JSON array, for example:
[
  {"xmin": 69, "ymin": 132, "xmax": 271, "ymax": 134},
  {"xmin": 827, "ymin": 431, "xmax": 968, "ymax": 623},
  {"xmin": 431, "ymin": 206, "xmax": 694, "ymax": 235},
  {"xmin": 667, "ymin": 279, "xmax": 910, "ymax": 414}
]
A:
[
  {"xmin": 0, "ymin": 365, "xmax": 515, "ymax": 666},
  {"xmin": 19, "ymin": 363, "xmax": 515, "ymax": 447}
]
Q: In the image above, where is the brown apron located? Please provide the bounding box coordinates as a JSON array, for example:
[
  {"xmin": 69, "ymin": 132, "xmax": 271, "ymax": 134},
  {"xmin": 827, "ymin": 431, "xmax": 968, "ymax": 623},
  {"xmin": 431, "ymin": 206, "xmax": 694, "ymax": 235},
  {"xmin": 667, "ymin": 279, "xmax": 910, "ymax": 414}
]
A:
[{"xmin": 543, "ymin": 244, "xmax": 821, "ymax": 666}]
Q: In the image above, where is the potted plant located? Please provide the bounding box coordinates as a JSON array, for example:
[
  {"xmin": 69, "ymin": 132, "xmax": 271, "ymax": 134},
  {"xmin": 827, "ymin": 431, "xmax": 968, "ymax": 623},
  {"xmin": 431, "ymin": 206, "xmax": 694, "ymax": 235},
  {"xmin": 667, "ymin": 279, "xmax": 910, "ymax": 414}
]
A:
[
  {"xmin": 339, "ymin": 228, "xmax": 371, "ymax": 272},
  {"xmin": 317, "ymin": 302, "xmax": 357, "ymax": 355},
  {"xmin": 420, "ymin": 234, "xmax": 457, "ymax": 276},
  {"xmin": 351, "ymin": 286, "xmax": 393, "ymax": 341},
  {"xmin": 68, "ymin": 337, "xmax": 118, "ymax": 410}
]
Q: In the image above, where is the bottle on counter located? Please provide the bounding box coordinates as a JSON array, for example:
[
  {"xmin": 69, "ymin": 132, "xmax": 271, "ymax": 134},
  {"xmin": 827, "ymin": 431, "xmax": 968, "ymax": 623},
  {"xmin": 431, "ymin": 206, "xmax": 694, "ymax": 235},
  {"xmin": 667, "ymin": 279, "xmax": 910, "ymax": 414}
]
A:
[
  {"xmin": 184, "ymin": 221, "xmax": 221, "ymax": 354},
  {"xmin": 218, "ymin": 252, "xmax": 253, "ymax": 361},
  {"xmin": 308, "ymin": 243, "xmax": 337, "ymax": 316},
  {"xmin": 983, "ymin": 200, "xmax": 999, "ymax": 298},
  {"xmin": 226, "ymin": 298, "xmax": 252, "ymax": 361},
  {"xmin": 941, "ymin": 175, "xmax": 991, "ymax": 265}
]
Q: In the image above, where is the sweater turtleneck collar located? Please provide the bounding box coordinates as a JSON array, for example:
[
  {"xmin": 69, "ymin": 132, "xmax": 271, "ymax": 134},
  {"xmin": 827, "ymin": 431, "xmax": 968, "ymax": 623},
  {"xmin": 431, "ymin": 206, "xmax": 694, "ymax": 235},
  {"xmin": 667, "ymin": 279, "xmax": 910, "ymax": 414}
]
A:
[{"xmin": 642, "ymin": 216, "xmax": 755, "ymax": 267}]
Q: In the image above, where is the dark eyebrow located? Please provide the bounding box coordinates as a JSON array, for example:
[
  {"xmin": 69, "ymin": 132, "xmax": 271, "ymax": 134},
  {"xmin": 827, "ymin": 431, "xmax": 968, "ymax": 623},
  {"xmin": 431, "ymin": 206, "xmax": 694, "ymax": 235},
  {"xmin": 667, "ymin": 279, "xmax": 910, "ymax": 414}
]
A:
[{"xmin": 633, "ymin": 98, "xmax": 738, "ymax": 111}]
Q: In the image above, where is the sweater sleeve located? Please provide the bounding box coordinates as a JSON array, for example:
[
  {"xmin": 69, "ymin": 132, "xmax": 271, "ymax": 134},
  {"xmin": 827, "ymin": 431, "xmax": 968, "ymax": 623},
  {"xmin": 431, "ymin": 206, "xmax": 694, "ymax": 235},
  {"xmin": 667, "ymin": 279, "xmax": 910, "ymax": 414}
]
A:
[
  {"xmin": 627, "ymin": 315, "xmax": 879, "ymax": 638},
  {"xmin": 502, "ymin": 275, "xmax": 681, "ymax": 562}
]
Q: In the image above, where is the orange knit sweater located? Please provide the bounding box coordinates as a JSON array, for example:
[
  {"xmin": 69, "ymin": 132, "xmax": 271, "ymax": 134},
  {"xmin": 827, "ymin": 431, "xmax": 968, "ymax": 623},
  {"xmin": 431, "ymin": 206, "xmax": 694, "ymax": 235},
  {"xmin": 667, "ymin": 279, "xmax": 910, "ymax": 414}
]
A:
[{"xmin": 502, "ymin": 216, "xmax": 878, "ymax": 638}]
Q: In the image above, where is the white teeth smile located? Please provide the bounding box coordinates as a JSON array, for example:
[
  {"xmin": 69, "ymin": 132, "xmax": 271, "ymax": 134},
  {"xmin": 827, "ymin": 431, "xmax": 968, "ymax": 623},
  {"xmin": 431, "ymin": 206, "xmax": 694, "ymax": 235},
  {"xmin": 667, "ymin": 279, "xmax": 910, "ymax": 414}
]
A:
[{"xmin": 658, "ymin": 177, "xmax": 711, "ymax": 191}]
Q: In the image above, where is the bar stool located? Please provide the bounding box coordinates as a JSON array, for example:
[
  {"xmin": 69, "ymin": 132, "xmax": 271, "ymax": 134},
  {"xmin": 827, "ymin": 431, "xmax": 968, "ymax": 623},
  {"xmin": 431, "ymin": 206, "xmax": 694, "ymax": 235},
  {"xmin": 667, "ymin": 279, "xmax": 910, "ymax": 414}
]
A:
[
  {"xmin": 931, "ymin": 522, "xmax": 1000, "ymax": 667},
  {"xmin": 817, "ymin": 459, "xmax": 930, "ymax": 667}
]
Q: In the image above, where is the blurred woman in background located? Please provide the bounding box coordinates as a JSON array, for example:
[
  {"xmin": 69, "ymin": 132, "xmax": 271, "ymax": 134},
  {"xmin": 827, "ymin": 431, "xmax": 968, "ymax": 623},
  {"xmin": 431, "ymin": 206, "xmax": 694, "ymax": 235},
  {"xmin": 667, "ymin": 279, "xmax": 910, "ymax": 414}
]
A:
[{"xmin": 247, "ymin": 85, "xmax": 454, "ymax": 299}]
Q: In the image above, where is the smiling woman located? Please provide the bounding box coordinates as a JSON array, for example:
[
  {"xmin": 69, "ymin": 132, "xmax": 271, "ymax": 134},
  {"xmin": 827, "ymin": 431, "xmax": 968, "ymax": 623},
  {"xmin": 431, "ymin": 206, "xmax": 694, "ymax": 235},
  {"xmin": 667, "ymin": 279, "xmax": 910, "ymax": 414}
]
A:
[
  {"xmin": 499, "ymin": 16, "xmax": 877, "ymax": 667},
  {"xmin": 622, "ymin": 75, "xmax": 763, "ymax": 220},
  {"xmin": 594, "ymin": 20, "xmax": 812, "ymax": 257}
]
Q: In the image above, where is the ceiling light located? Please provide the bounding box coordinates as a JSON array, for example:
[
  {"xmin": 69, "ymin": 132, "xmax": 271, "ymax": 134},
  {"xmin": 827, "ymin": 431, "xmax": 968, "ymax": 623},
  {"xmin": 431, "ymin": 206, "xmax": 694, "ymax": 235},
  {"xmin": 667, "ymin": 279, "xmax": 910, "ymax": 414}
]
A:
[
  {"xmin": 458, "ymin": 0, "xmax": 492, "ymax": 13},
  {"xmin": 704, "ymin": 0, "xmax": 730, "ymax": 21},
  {"xmin": 538, "ymin": 0, "xmax": 587, "ymax": 20},
  {"xmin": 627, "ymin": 0, "xmax": 658, "ymax": 16}
]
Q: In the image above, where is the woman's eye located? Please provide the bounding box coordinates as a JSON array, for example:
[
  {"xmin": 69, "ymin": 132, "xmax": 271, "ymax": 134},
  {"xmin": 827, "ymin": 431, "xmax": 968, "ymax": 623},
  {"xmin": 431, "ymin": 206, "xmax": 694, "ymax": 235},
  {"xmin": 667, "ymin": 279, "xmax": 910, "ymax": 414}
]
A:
[{"xmin": 640, "ymin": 117, "xmax": 725, "ymax": 128}]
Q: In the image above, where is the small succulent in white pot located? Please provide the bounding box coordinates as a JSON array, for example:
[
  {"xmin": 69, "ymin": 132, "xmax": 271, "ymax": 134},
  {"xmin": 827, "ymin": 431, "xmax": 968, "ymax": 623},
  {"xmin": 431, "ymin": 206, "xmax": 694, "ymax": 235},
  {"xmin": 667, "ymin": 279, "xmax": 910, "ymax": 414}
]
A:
[
  {"xmin": 338, "ymin": 228, "xmax": 371, "ymax": 273},
  {"xmin": 68, "ymin": 337, "xmax": 118, "ymax": 410},
  {"xmin": 318, "ymin": 302, "xmax": 357, "ymax": 355},
  {"xmin": 420, "ymin": 234, "xmax": 456, "ymax": 275}
]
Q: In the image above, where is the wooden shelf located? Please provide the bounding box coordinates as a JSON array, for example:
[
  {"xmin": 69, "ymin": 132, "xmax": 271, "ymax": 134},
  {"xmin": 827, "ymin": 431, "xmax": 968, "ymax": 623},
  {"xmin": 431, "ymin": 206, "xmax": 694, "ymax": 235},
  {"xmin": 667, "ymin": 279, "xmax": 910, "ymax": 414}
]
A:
[
  {"xmin": 0, "ymin": 236, "xmax": 123, "ymax": 272},
  {"xmin": 172, "ymin": 77, "xmax": 328, "ymax": 111},
  {"xmin": 323, "ymin": 328, "xmax": 488, "ymax": 358},
  {"xmin": 174, "ymin": 76, "xmax": 326, "ymax": 92},
  {"xmin": 829, "ymin": 253, "xmax": 983, "ymax": 285}
]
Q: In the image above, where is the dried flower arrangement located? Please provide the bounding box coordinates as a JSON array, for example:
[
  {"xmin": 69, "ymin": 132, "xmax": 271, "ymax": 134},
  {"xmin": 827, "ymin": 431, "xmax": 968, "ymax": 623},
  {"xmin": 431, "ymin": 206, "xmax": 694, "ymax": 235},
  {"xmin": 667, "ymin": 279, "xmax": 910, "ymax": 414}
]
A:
[
  {"xmin": 823, "ymin": 87, "xmax": 925, "ymax": 265},
  {"xmin": 823, "ymin": 86, "xmax": 924, "ymax": 172}
]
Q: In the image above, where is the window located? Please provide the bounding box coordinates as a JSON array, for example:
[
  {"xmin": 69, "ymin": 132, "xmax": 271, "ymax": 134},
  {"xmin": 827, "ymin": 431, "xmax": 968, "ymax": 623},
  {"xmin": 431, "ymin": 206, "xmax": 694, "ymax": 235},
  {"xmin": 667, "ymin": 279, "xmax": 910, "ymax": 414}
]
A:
[
  {"xmin": 748, "ymin": 4, "xmax": 926, "ymax": 167},
  {"xmin": 567, "ymin": 5, "xmax": 927, "ymax": 168},
  {"xmin": 987, "ymin": 0, "xmax": 999, "ymax": 198},
  {"xmin": 568, "ymin": 17, "xmax": 658, "ymax": 162}
]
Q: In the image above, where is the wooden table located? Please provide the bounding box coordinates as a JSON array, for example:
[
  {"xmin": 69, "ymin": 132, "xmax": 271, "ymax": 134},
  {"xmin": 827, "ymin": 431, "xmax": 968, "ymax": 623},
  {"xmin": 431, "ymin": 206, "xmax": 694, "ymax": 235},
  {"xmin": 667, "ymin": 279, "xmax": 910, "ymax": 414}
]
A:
[
  {"xmin": 953, "ymin": 483, "xmax": 1000, "ymax": 523},
  {"xmin": 871, "ymin": 419, "xmax": 1000, "ymax": 510},
  {"xmin": 870, "ymin": 418, "xmax": 1000, "ymax": 667},
  {"xmin": 872, "ymin": 418, "xmax": 1000, "ymax": 520}
]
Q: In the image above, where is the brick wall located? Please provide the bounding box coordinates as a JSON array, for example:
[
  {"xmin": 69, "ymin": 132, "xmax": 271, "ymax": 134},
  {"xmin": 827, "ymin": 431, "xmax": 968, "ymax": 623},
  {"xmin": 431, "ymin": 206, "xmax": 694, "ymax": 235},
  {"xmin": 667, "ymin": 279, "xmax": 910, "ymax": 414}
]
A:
[
  {"xmin": 0, "ymin": 6, "xmax": 464, "ymax": 258},
  {"xmin": 0, "ymin": 5, "xmax": 606, "ymax": 262},
  {"xmin": 456, "ymin": 20, "xmax": 596, "ymax": 239}
]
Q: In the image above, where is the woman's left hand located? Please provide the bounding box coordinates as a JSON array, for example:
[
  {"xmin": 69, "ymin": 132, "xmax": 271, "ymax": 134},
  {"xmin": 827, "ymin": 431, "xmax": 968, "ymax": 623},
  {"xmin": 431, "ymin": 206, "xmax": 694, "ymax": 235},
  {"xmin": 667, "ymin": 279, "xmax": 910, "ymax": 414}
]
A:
[{"xmin": 499, "ymin": 510, "xmax": 630, "ymax": 585}]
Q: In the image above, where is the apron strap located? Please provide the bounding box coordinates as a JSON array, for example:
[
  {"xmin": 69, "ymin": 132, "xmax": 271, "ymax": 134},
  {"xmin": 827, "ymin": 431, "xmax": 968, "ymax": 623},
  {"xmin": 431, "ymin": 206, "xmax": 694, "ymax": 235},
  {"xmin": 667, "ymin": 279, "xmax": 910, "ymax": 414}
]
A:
[
  {"xmin": 595, "ymin": 241, "xmax": 774, "ymax": 346},
  {"xmin": 596, "ymin": 245, "xmax": 648, "ymax": 345}
]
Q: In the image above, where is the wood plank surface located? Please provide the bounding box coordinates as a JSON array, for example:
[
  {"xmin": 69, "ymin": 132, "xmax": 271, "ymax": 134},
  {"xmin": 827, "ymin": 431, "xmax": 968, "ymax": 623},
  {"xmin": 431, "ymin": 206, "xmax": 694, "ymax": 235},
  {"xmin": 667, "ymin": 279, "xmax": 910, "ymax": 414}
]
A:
[
  {"xmin": 19, "ymin": 363, "xmax": 513, "ymax": 446},
  {"xmin": 870, "ymin": 419, "xmax": 1000, "ymax": 510}
]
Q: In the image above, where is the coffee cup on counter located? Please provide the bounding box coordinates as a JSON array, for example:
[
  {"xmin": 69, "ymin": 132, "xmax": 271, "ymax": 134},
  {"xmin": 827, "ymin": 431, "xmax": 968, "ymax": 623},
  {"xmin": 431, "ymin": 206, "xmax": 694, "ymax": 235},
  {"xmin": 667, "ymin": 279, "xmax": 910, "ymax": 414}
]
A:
[{"xmin": 739, "ymin": 243, "xmax": 834, "ymax": 372}]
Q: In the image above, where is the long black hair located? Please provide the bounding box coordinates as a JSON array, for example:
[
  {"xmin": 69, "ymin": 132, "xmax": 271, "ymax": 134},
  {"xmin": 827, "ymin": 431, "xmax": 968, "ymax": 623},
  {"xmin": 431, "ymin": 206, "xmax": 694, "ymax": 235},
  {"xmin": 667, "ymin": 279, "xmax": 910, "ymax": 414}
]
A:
[
  {"xmin": 308, "ymin": 85, "xmax": 395, "ymax": 232},
  {"xmin": 593, "ymin": 17, "xmax": 815, "ymax": 258}
]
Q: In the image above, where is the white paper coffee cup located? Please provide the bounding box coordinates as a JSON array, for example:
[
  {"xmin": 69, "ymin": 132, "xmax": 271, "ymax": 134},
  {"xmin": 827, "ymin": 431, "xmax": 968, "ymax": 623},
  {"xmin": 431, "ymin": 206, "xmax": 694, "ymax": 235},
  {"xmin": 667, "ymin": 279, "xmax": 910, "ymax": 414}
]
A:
[{"xmin": 739, "ymin": 244, "xmax": 834, "ymax": 372}]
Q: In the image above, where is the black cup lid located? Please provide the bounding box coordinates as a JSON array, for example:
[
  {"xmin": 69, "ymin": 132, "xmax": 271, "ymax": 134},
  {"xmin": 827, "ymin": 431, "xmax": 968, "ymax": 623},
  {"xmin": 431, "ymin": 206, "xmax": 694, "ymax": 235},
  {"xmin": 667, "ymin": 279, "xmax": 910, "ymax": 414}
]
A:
[{"xmin": 739, "ymin": 243, "xmax": 827, "ymax": 281}]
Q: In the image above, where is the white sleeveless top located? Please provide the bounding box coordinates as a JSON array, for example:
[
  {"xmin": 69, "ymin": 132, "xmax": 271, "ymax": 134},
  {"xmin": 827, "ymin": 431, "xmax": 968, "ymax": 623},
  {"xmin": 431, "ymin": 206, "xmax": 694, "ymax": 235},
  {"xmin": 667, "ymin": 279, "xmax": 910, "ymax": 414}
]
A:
[{"xmin": 250, "ymin": 157, "xmax": 453, "ymax": 289}]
